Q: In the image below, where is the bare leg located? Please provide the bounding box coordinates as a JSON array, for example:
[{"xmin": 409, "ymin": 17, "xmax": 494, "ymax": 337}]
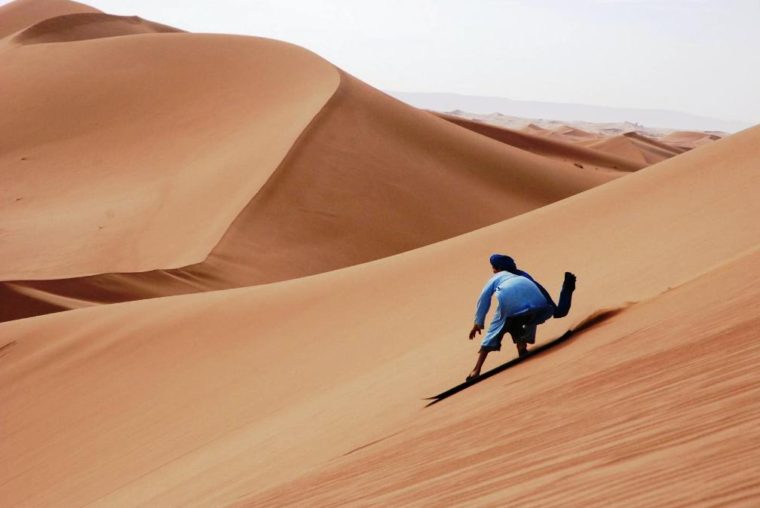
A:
[{"xmin": 468, "ymin": 348, "xmax": 490, "ymax": 380}]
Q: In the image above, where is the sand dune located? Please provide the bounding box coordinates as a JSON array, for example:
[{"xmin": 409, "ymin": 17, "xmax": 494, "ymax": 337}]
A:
[
  {"xmin": 662, "ymin": 130, "xmax": 723, "ymax": 150},
  {"xmin": 1, "ymin": 37, "xmax": 619, "ymax": 321},
  {"xmin": 554, "ymin": 125, "xmax": 599, "ymax": 140},
  {"xmin": 2, "ymin": 1, "xmax": 757, "ymax": 506},
  {"xmin": 448, "ymin": 110, "xmax": 725, "ymax": 153},
  {"xmin": 522, "ymin": 122, "xmax": 549, "ymax": 135},
  {"xmin": 2, "ymin": 122, "xmax": 758, "ymax": 506},
  {"xmin": 0, "ymin": 0, "xmax": 98, "ymax": 38},
  {"xmin": 0, "ymin": 28, "xmax": 340, "ymax": 280},
  {"xmin": 438, "ymin": 113, "xmax": 643, "ymax": 171},
  {"xmin": 242, "ymin": 248, "xmax": 760, "ymax": 506},
  {"xmin": 586, "ymin": 131, "xmax": 685, "ymax": 165},
  {"xmin": 12, "ymin": 12, "xmax": 182, "ymax": 44}
]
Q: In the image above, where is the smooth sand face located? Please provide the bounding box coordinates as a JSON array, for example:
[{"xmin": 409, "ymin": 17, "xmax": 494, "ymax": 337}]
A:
[
  {"xmin": 438, "ymin": 113, "xmax": 645, "ymax": 171},
  {"xmin": 0, "ymin": 29, "xmax": 339, "ymax": 280},
  {"xmin": 1, "ymin": 69, "xmax": 619, "ymax": 321},
  {"xmin": 585, "ymin": 132, "xmax": 685, "ymax": 165},
  {"xmin": 11, "ymin": 12, "xmax": 183, "ymax": 44},
  {"xmin": 0, "ymin": 0, "xmax": 99, "ymax": 38},
  {"xmin": 239, "ymin": 249, "xmax": 760, "ymax": 507},
  {"xmin": 662, "ymin": 130, "xmax": 723, "ymax": 149},
  {"xmin": 1, "ymin": 121, "xmax": 758, "ymax": 505},
  {"xmin": 1, "ymin": 1, "xmax": 758, "ymax": 506}
]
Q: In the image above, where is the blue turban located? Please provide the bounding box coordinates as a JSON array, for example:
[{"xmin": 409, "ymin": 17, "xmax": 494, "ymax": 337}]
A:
[{"xmin": 489, "ymin": 254, "xmax": 516, "ymax": 272}]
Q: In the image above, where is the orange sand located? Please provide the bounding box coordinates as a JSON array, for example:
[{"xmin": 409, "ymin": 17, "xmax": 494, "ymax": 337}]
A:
[
  {"xmin": 2, "ymin": 120, "xmax": 758, "ymax": 504},
  {"xmin": 586, "ymin": 132, "xmax": 685, "ymax": 165},
  {"xmin": 662, "ymin": 130, "xmax": 723, "ymax": 150},
  {"xmin": 1, "ymin": 1, "xmax": 758, "ymax": 506},
  {"xmin": 438, "ymin": 113, "xmax": 643, "ymax": 171},
  {"xmin": 2, "ymin": 44, "xmax": 618, "ymax": 320}
]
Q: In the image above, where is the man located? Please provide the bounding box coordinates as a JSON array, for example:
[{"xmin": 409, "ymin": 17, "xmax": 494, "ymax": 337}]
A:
[{"xmin": 466, "ymin": 254, "xmax": 576, "ymax": 381}]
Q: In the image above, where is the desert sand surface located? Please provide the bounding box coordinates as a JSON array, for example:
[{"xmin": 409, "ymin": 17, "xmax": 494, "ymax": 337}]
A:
[
  {"xmin": 2, "ymin": 1, "xmax": 759, "ymax": 507},
  {"xmin": 436, "ymin": 112, "xmax": 719, "ymax": 169},
  {"xmin": 439, "ymin": 109, "xmax": 727, "ymax": 148},
  {"xmin": 662, "ymin": 130, "xmax": 724, "ymax": 150},
  {"xmin": 584, "ymin": 132, "xmax": 686, "ymax": 166},
  {"xmin": 0, "ymin": 24, "xmax": 340, "ymax": 280},
  {"xmin": 0, "ymin": 0, "xmax": 98, "ymax": 37},
  {"xmin": 437, "ymin": 114, "xmax": 644, "ymax": 171},
  {"xmin": 1, "ymin": 8, "xmax": 622, "ymax": 321},
  {"xmin": 2, "ymin": 119, "xmax": 759, "ymax": 506}
]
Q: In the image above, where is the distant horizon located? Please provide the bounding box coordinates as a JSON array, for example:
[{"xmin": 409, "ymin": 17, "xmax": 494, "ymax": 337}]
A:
[
  {"xmin": 386, "ymin": 90, "xmax": 751, "ymax": 132},
  {"xmin": 385, "ymin": 88, "xmax": 748, "ymax": 119},
  {"xmin": 2, "ymin": 0, "xmax": 758, "ymax": 124}
]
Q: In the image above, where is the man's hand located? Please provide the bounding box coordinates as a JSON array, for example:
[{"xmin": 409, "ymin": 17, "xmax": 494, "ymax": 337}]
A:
[{"xmin": 469, "ymin": 324, "xmax": 483, "ymax": 340}]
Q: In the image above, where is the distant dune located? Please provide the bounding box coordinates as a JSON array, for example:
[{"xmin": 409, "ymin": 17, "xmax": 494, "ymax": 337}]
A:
[
  {"xmin": 586, "ymin": 132, "xmax": 685, "ymax": 165},
  {"xmin": 1, "ymin": 1, "xmax": 759, "ymax": 506},
  {"xmin": 661, "ymin": 130, "xmax": 723, "ymax": 150},
  {"xmin": 436, "ymin": 113, "xmax": 643, "ymax": 171},
  {"xmin": 389, "ymin": 91, "xmax": 752, "ymax": 132}
]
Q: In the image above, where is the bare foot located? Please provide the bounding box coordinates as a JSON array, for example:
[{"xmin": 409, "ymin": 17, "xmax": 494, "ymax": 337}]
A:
[{"xmin": 466, "ymin": 371, "xmax": 479, "ymax": 382}]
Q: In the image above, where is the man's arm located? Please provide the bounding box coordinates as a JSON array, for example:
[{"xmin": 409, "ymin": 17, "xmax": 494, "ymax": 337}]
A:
[
  {"xmin": 470, "ymin": 277, "xmax": 496, "ymax": 339},
  {"xmin": 553, "ymin": 272, "xmax": 576, "ymax": 318}
]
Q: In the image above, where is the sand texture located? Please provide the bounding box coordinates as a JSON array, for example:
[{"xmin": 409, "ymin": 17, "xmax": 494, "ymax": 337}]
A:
[
  {"xmin": 1, "ymin": 1, "xmax": 758, "ymax": 506},
  {"xmin": 2, "ymin": 60, "xmax": 618, "ymax": 320}
]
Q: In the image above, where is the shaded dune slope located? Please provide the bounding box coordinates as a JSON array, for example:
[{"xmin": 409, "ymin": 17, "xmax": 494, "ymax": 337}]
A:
[
  {"xmin": 1, "ymin": 70, "xmax": 620, "ymax": 321},
  {"xmin": 12, "ymin": 12, "xmax": 182, "ymax": 44},
  {"xmin": 1, "ymin": 125, "xmax": 758, "ymax": 506},
  {"xmin": 0, "ymin": 0, "xmax": 98, "ymax": 38},
  {"xmin": 438, "ymin": 113, "xmax": 643, "ymax": 171},
  {"xmin": 0, "ymin": 31, "xmax": 340, "ymax": 280}
]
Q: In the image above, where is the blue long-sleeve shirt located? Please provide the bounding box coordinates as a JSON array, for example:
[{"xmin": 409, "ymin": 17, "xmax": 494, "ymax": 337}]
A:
[{"xmin": 474, "ymin": 272, "xmax": 554, "ymax": 344}]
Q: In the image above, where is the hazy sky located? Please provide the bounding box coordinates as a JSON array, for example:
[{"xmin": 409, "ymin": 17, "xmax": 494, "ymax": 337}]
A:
[{"xmin": 7, "ymin": 0, "xmax": 759, "ymax": 122}]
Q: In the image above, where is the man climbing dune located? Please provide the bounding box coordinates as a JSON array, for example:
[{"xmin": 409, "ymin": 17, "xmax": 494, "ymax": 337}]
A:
[{"xmin": 467, "ymin": 254, "xmax": 576, "ymax": 381}]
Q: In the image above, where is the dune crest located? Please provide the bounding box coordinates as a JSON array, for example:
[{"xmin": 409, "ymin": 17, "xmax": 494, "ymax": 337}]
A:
[
  {"xmin": 438, "ymin": 113, "xmax": 643, "ymax": 171},
  {"xmin": 662, "ymin": 130, "xmax": 723, "ymax": 149},
  {"xmin": 0, "ymin": 33, "xmax": 340, "ymax": 280},
  {"xmin": 0, "ymin": 0, "xmax": 99, "ymax": 38},
  {"xmin": 12, "ymin": 12, "xmax": 182, "ymax": 44},
  {"xmin": 586, "ymin": 131, "xmax": 684, "ymax": 165}
]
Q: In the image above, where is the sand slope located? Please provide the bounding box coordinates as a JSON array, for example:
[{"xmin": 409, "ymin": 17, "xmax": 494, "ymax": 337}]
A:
[
  {"xmin": 438, "ymin": 113, "xmax": 643, "ymax": 171},
  {"xmin": 12, "ymin": 12, "xmax": 182, "ymax": 44},
  {"xmin": 2, "ymin": 124, "xmax": 758, "ymax": 506},
  {"xmin": 1, "ymin": 64, "xmax": 619, "ymax": 320},
  {"xmin": 586, "ymin": 131, "xmax": 685, "ymax": 165},
  {"xmin": 662, "ymin": 130, "xmax": 723, "ymax": 150},
  {"xmin": 243, "ymin": 249, "xmax": 760, "ymax": 506},
  {"xmin": 0, "ymin": 0, "xmax": 98, "ymax": 38},
  {"xmin": 0, "ymin": 29, "xmax": 340, "ymax": 280}
]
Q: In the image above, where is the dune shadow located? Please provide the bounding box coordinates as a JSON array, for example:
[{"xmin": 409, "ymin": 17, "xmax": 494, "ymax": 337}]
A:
[{"xmin": 425, "ymin": 307, "xmax": 625, "ymax": 407}]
